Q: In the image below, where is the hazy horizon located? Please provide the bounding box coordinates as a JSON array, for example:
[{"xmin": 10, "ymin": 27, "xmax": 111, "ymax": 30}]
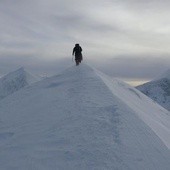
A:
[{"xmin": 0, "ymin": 0, "xmax": 170, "ymax": 83}]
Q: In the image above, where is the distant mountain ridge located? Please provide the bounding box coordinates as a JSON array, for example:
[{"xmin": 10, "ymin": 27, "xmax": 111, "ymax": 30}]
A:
[
  {"xmin": 137, "ymin": 69, "xmax": 170, "ymax": 111},
  {"xmin": 0, "ymin": 67, "xmax": 40, "ymax": 100}
]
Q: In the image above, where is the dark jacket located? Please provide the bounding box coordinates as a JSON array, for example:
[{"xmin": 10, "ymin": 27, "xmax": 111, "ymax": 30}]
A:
[{"xmin": 72, "ymin": 44, "xmax": 83, "ymax": 60}]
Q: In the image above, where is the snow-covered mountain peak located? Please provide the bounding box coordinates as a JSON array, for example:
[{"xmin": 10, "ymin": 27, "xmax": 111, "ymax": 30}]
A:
[
  {"xmin": 2, "ymin": 67, "xmax": 39, "ymax": 83},
  {"xmin": 137, "ymin": 68, "xmax": 170, "ymax": 111},
  {"xmin": 15, "ymin": 66, "xmax": 25, "ymax": 72},
  {"xmin": 0, "ymin": 67, "xmax": 40, "ymax": 100},
  {"xmin": 0, "ymin": 64, "xmax": 169, "ymax": 170},
  {"xmin": 1, "ymin": 67, "xmax": 25, "ymax": 80}
]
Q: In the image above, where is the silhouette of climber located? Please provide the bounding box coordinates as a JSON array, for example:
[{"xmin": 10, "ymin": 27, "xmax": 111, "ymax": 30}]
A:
[{"xmin": 72, "ymin": 44, "xmax": 83, "ymax": 66}]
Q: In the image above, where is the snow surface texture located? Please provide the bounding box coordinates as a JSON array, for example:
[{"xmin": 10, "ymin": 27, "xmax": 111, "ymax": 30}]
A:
[
  {"xmin": 0, "ymin": 67, "xmax": 40, "ymax": 100},
  {"xmin": 0, "ymin": 64, "xmax": 169, "ymax": 170},
  {"xmin": 137, "ymin": 69, "xmax": 170, "ymax": 111}
]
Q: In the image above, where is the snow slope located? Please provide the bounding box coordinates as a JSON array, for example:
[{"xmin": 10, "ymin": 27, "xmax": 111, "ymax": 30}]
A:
[
  {"xmin": 137, "ymin": 69, "xmax": 170, "ymax": 111},
  {"xmin": 0, "ymin": 64, "xmax": 169, "ymax": 170},
  {"xmin": 0, "ymin": 67, "xmax": 40, "ymax": 100}
]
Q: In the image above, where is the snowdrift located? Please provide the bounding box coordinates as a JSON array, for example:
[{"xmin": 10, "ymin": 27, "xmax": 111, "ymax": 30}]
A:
[{"xmin": 0, "ymin": 64, "xmax": 169, "ymax": 170}]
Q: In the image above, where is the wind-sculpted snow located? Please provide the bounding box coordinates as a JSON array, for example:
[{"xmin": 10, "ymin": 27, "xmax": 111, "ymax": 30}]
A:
[
  {"xmin": 97, "ymin": 71, "xmax": 170, "ymax": 149},
  {"xmin": 0, "ymin": 64, "xmax": 169, "ymax": 170}
]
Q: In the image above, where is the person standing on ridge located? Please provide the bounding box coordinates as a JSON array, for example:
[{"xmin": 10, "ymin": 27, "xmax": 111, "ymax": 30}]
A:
[{"xmin": 72, "ymin": 44, "xmax": 83, "ymax": 66}]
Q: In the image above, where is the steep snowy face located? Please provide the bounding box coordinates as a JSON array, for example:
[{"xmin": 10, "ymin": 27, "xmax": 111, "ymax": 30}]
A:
[
  {"xmin": 0, "ymin": 64, "xmax": 169, "ymax": 170},
  {"xmin": 137, "ymin": 69, "xmax": 170, "ymax": 111},
  {"xmin": 0, "ymin": 67, "xmax": 40, "ymax": 100}
]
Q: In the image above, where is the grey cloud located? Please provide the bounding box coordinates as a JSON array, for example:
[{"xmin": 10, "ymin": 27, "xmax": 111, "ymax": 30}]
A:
[
  {"xmin": 122, "ymin": 0, "xmax": 170, "ymax": 8},
  {"xmin": 0, "ymin": 54, "xmax": 72, "ymax": 76},
  {"xmin": 90, "ymin": 55, "xmax": 170, "ymax": 80},
  {"xmin": 0, "ymin": 0, "xmax": 170, "ymax": 80}
]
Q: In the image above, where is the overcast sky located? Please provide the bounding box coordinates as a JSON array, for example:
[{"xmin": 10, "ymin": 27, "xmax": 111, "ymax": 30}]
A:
[{"xmin": 0, "ymin": 0, "xmax": 170, "ymax": 83}]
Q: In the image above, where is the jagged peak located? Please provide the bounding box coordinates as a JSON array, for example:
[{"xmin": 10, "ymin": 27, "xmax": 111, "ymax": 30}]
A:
[
  {"xmin": 1, "ymin": 67, "xmax": 26, "ymax": 79},
  {"xmin": 15, "ymin": 67, "xmax": 25, "ymax": 72},
  {"xmin": 0, "ymin": 67, "xmax": 40, "ymax": 84}
]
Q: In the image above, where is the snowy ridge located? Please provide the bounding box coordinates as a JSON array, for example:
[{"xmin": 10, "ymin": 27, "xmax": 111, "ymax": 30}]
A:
[
  {"xmin": 97, "ymin": 70, "xmax": 170, "ymax": 149},
  {"xmin": 0, "ymin": 64, "xmax": 169, "ymax": 170},
  {"xmin": 0, "ymin": 67, "xmax": 40, "ymax": 100},
  {"xmin": 137, "ymin": 69, "xmax": 170, "ymax": 111}
]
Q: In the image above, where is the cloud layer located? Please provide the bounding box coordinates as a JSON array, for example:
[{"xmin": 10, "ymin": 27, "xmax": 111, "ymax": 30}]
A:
[{"xmin": 0, "ymin": 0, "xmax": 170, "ymax": 79}]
